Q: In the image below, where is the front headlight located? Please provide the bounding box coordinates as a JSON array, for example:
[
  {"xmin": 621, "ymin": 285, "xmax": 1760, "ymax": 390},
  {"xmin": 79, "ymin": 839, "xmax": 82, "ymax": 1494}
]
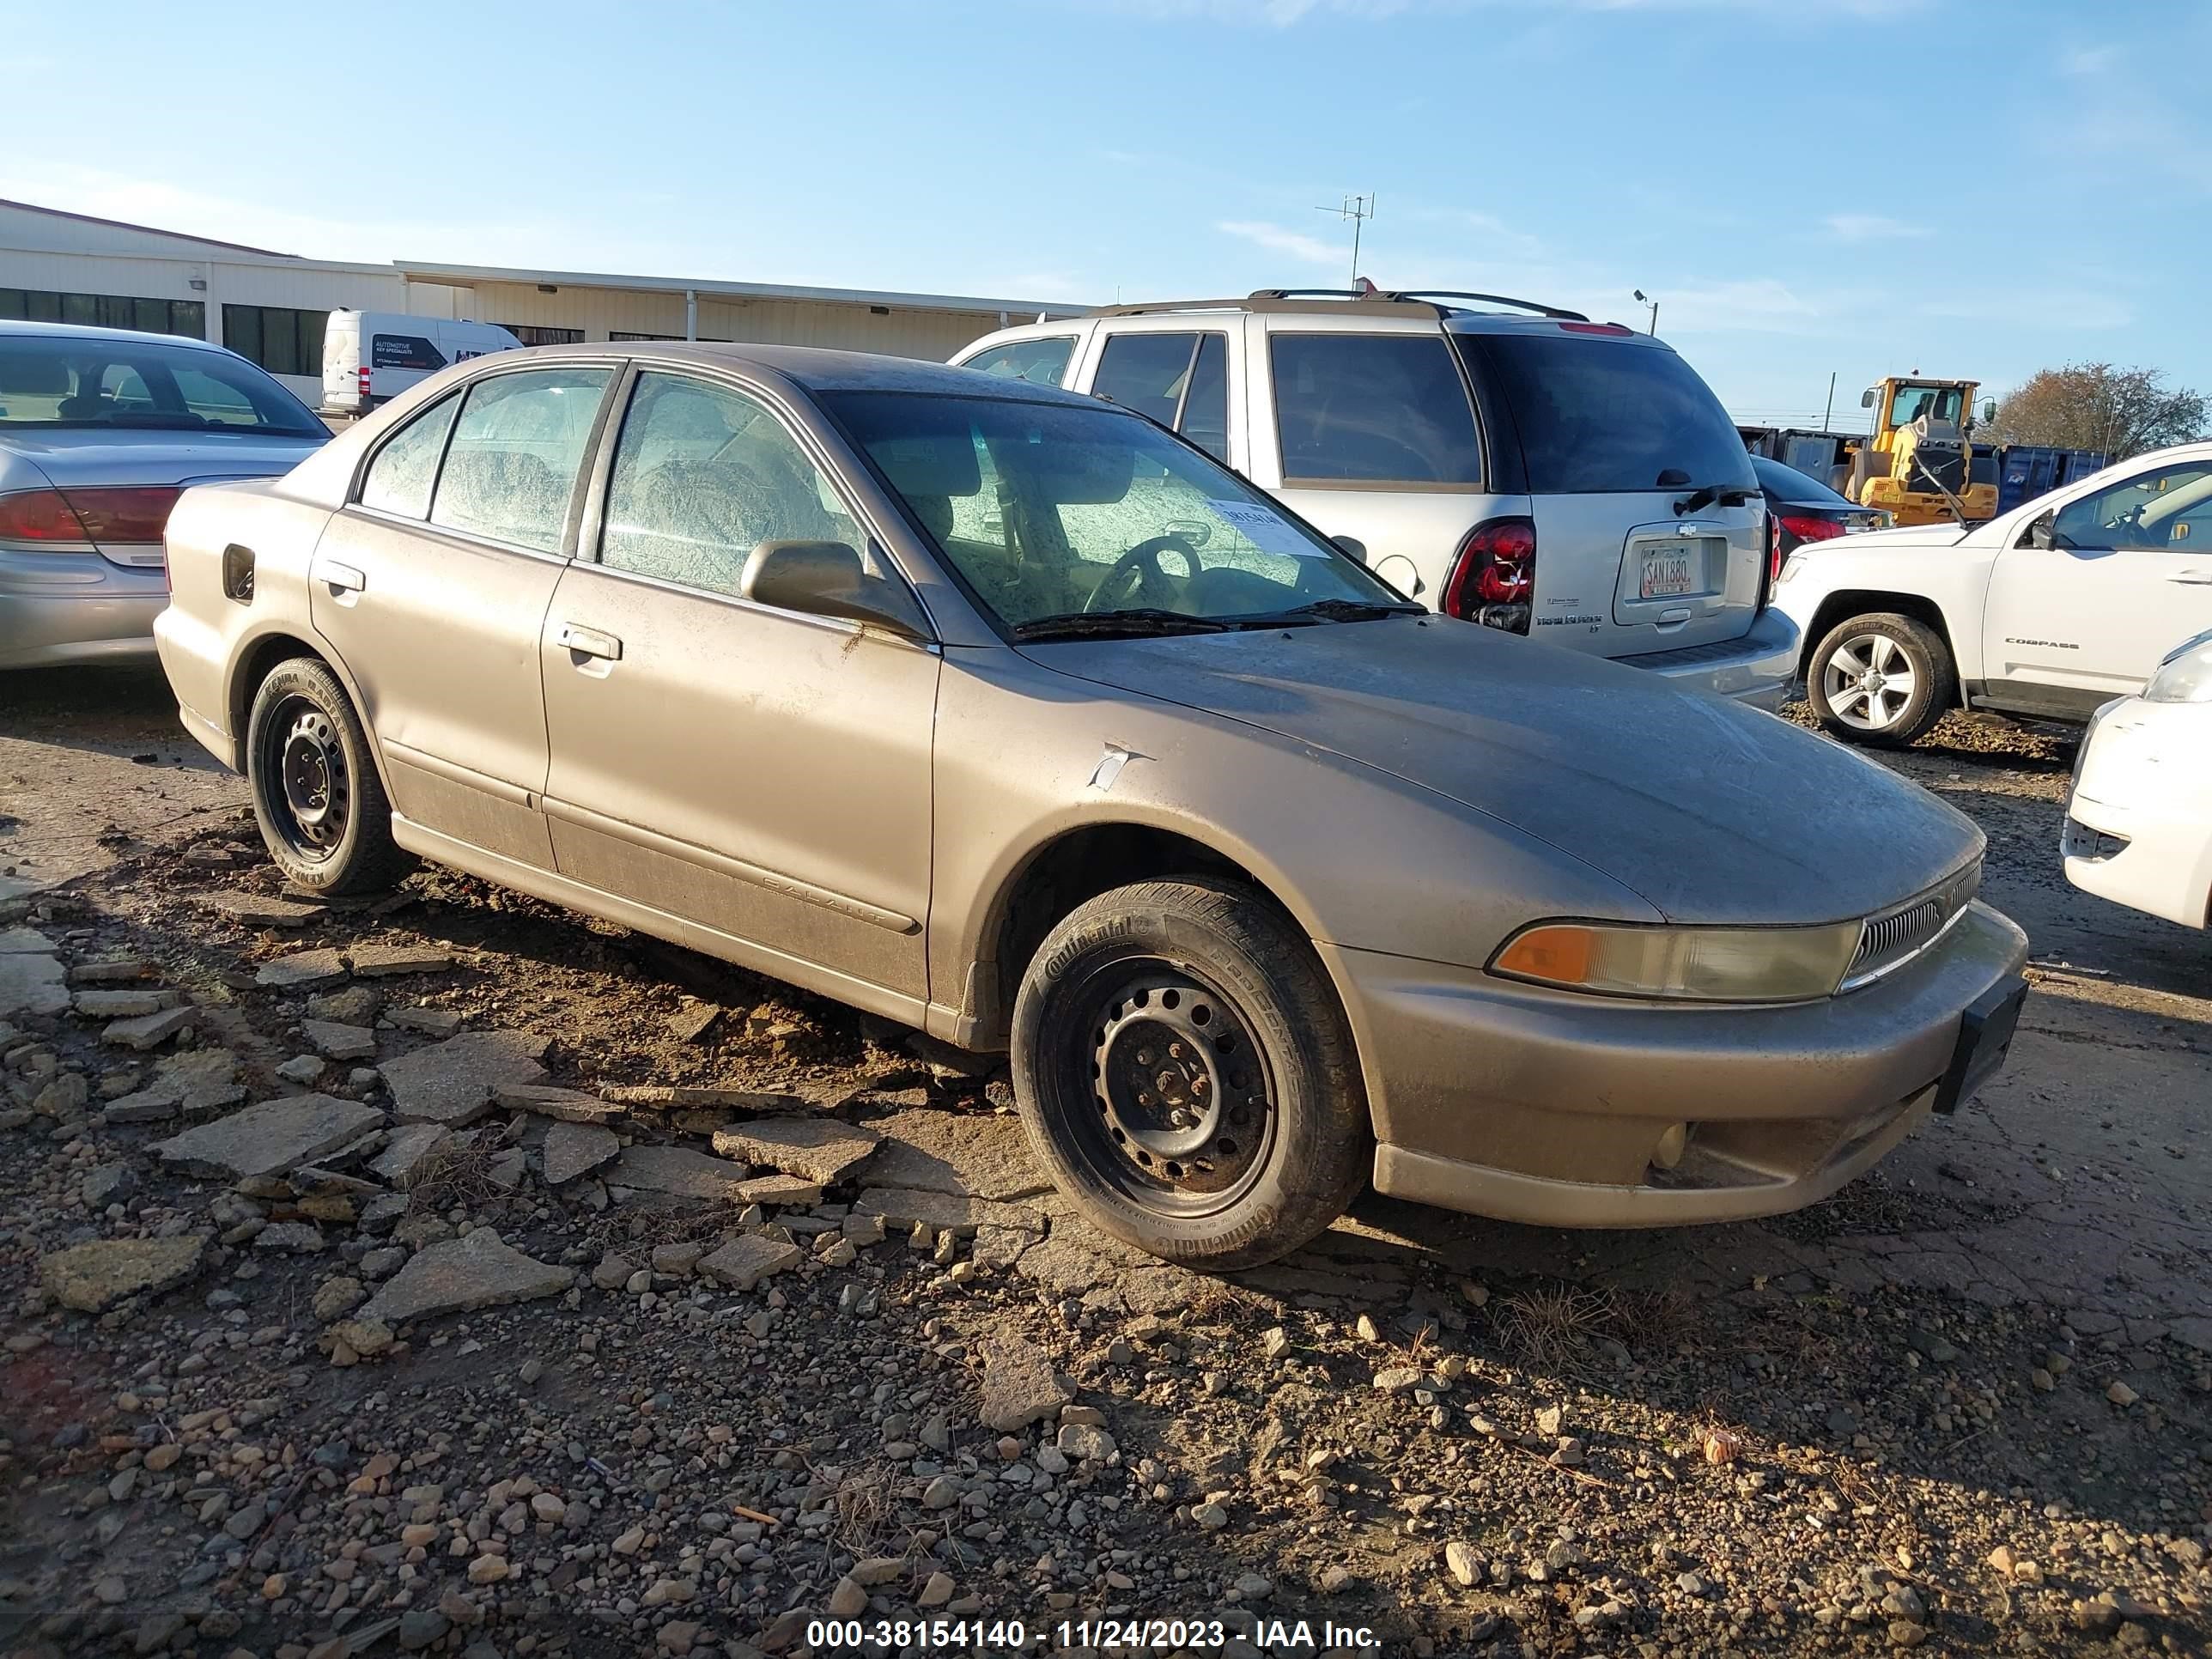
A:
[
  {"xmin": 2144, "ymin": 630, "xmax": 2212, "ymax": 704},
  {"xmin": 1490, "ymin": 919, "xmax": 1863, "ymax": 1002}
]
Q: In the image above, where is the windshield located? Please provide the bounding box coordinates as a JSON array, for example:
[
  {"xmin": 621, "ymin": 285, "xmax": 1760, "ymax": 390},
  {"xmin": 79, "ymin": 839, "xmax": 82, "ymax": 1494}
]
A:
[
  {"xmin": 1887, "ymin": 382, "xmax": 1964, "ymax": 429},
  {"xmin": 823, "ymin": 391, "xmax": 1407, "ymax": 631},
  {"xmin": 0, "ymin": 335, "xmax": 326, "ymax": 435},
  {"xmin": 1462, "ymin": 332, "xmax": 1755, "ymax": 495}
]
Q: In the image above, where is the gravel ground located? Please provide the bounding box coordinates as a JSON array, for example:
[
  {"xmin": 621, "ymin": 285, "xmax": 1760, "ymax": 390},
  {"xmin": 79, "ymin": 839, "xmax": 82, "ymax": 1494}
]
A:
[{"xmin": 1, "ymin": 672, "xmax": 2207, "ymax": 1659}]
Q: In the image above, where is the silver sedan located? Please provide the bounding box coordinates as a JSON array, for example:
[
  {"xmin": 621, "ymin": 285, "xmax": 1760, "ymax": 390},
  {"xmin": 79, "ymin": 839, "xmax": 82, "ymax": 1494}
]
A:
[
  {"xmin": 153, "ymin": 341, "xmax": 2029, "ymax": 1267},
  {"xmin": 1, "ymin": 321, "xmax": 327, "ymax": 669}
]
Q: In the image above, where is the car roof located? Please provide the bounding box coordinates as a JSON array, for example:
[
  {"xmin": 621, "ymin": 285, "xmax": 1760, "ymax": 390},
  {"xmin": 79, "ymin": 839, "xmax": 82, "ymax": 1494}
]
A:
[
  {"xmin": 513, "ymin": 339, "xmax": 1109, "ymax": 406},
  {"xmin": 1079, "ymin": 288, "xmax": 1664, "ymax": 337},
  {"xmin": 0, "ymin": 319, "xmax": 234, "ymax": 354},
  {"xmin": 1752, "ymin": 453, "xmax": 1856, "ymax": 508}
]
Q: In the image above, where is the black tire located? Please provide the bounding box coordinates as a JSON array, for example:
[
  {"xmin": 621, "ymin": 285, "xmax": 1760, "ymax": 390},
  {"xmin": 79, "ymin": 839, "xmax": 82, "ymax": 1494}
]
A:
[
  {"xmin": 1807, "ymin": 612, "xmax": 1954, "ymax": 748},
  {"xmin": 1010, "ymin": 878, "xmax": 1368, "ymax": 1270},
  {"xmin": 244, "ymin": 657, "xmax": 410, "ymax": 896}
]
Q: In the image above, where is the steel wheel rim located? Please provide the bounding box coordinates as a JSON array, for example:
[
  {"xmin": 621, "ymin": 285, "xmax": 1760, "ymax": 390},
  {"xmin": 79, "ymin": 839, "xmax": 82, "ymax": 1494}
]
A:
[
  {"xmin": 1049, "ymin": 955, "xmax": 1277, "ymax": 1218},
  {"xmin": 1824, "ymin": 633, "xmax": 1918, "ymax": 732},
  {"xmin": 261, "ymin": 696, "xmax": 349, "ymax": 862}
]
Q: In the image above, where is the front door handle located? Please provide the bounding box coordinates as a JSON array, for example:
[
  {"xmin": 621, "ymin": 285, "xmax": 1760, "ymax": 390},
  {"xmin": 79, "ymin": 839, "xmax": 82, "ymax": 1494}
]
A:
[
  {"xmin": 2165, "ymin": 570, "xmax": 2212, "ymax": 585},
  {"xmin": 557, "ymin": 623, "xmax": 623, "ymax": 662},
  {"xmin": 315, "ymin": 560, "xmax": 366, "ymax": 593}
]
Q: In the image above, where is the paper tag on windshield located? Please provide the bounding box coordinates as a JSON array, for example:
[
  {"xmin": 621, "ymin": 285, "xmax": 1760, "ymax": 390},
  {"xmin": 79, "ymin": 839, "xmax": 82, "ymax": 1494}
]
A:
[{"xmin": 1206, "ymin": 499, "xmax": 1327, "ymax": 558}]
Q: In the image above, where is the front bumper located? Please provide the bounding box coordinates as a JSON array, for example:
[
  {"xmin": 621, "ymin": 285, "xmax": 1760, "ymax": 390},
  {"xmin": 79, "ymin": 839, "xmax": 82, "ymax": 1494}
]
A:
[
  {"xmin": 1322, "ymin": 899, "xmax": 2030, "ymax": 1227},
  {"xmin": 0, "ymin": 549, "xmax": 167, "ymax": 669},
  {"xmin": 2063, "ymin": 696, "xmax": 2212, "ymax": 929},
  {"xmin": 1614, "ymin": 604, "xmax": 1798, "ymax": 710}
]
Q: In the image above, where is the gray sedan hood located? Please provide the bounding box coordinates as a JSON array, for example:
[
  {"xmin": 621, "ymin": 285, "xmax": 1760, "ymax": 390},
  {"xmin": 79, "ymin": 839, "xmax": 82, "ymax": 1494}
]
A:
[{"xmin": 1026, "ymin": 617, "xmax": 1982, "ymax": 927}]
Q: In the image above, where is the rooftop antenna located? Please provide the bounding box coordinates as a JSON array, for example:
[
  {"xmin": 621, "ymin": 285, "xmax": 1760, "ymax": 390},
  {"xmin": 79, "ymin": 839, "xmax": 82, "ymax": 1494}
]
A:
[{"xmin": 1316, "ymin": 193, "xmax": 1376, "ymax": 284}]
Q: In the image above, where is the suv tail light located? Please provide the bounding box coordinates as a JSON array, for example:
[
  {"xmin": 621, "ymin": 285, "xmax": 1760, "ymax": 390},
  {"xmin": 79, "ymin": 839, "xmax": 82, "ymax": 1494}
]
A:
[
  {"xmin": 1442, "ymin": 515, "xmax": 1536, "ymax": 634},
  {"xmin": 1771, "ymin": 512, "xmax": 1845, "ymax": 580},
  {"xmin": 358, "ymin": 365, "xmax": 372, "ymax": 402}
]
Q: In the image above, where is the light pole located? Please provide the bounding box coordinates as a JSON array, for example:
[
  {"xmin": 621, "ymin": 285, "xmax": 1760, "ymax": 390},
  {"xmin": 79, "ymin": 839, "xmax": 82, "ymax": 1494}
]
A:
[{"xmin": 1633, "ymin": 289, "xmax": 1658, "ymax": 335}]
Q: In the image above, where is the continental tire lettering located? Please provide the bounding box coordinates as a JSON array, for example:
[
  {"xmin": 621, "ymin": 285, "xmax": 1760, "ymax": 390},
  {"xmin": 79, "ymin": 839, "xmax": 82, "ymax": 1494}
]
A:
[{"xmin": 1042, "ymin": 914, "xmax": 1134, "ymax": 980}]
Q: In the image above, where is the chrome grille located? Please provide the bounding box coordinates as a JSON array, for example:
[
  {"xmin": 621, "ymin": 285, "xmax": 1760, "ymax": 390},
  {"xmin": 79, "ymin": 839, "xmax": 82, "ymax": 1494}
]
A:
[{"xmin": 1844, "ymin": 863, "xmax": 1981, "ymax": 989}]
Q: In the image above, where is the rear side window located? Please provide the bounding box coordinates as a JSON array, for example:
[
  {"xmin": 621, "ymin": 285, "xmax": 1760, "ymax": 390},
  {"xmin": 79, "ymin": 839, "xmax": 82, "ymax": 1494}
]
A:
[
  {"xmin": 1269, "ymin": 334, "xmax": 1481, "ymax": 486},
  {"xmin": 428, "ymin": 368, "xmax": 609, "ymax": 552},
  {"xmin": 1469, "ymin": 333, "xmax": 1754, "ymax": 494},
  {"xmin": 373, "ymin": 334, "xmax": 447, "ymax": 372},
  {"xmin": 1091, "ymin": 332, "xmax": 1230, "ymax": 461},
  {"xmin": 360, "ymin": 393, "xmax": 461, "ymax": 519},
  {"xmin": 961, "ymin": 337, "xmax": 1074, "ymax": 387}
]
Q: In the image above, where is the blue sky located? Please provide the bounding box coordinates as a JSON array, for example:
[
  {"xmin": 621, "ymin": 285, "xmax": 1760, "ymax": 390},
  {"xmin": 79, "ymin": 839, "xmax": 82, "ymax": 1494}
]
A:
[{"xmin": 8, "ymin": 0, "xmax": 2207, "ymax": 430}]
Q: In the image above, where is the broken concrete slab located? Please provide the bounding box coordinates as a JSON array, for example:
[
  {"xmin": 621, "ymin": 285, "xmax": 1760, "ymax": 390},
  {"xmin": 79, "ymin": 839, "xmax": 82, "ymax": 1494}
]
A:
[
  {"xmin": 493, "ymin": 1082, "xmax": 624, "ymax": 1122},
  {"xmin": 39, "ymin": 1234, "xmax": 210, "ymax": 1313},
  {"xmin": 307, "ymin": 985, "xmax": 380, "ymax": 1025},
  {"xmin": 697, "ymin": 1232, "xmax": 803, "ymax": 1291},
  {"xmin": 155, "ymin": 1095, "xmax": 385, "ymax": 1181},
  {"xmin": 543, "ymin": 1120, "xmax": 620, "ymax": 1185},
  {"xmin": 859, "ymin": 1109, "xmax": 1054, "ymax": 1202},
  {"xmin": 204, "ymin": 893, "xmax": 325, "ymax": 927},
  {"xmin": 72, "ymin": 988, "xmax": 179, "ymax": 1018},
  {"xmin": 606, "ymin": 1144, "xmax": 754, "ymax": 1201},
  {"xmin": 387, "ymin": 1006, "xmax": 464, "ymax": 1037},
  {"xmin": 0, "ymin": 950, "xmax": 69, "ymax": 1018},
  {"xmin": 256, "ymin": 948, "xmax": 349, "ymax": 989},
  {"xmin": 734, "ymin": 1173, "xmax": 823, "ymax": 1207},
  {"xmin": 303, "ymin": 1019, "xmax": 378, "ymax": 1062},
  {"xmin": 0, "ymin": 926, "xmax": 57, "ymax": 954},
  {"xmin": 101, "ymin": 1005, "xmax": 198, "ymax": 1050},
  {"xmin": 346, "ymin": 943, "xmax": 456, "ymax": 977},
  {"xmin": 358, "ymin": 1229, "xmax": 572, "ymax": 1326},
  {"xmin": 854, "ymin": 1187, "xmax": 1048, "ymax": 1238},
  {"xmin": 368, "ymin": 1122, "xmax": 454, "ymax": 1188},
  {"xmin": 100, "ymin": 1050, "xmax": 246, "ymax": 1127},
  {"xmin": 976, "ymin": 1334, "xmax": 1072, "ymax": 1431},
  {"xmin": 709, "ymin": 1117, "xmax": 882, "ymax": 1186},
  {"xmin": 67, "ymin": 957, "xmax": 155, "ymax": 985},
  {"xmin": 381, "ymin": 1030, "xmax": 549, "ymax": 1127},
  {"xmin": 602, "ymin": 1084, "xmax": 805, "ymax": 1112}
]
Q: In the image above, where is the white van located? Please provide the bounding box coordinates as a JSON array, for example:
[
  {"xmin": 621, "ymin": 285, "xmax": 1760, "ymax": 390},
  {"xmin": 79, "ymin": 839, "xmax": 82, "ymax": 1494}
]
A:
[{"xmin": 320, "ymin": 312, "xmax": 521, "ymax": 416}]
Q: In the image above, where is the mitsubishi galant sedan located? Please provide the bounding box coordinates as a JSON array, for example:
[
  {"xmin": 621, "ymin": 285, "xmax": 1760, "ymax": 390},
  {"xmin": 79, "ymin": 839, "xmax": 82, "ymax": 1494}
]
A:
[{"xmin": 154, "ymin": 343, "xmax": 2030, "ymax": 1268}]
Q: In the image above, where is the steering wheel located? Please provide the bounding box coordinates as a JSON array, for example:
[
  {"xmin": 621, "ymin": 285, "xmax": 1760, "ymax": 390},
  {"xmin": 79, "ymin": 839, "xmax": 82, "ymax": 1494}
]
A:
[{"xmin": 1084, "ymin": 534, "xmax": 1199, "ymax": 613}]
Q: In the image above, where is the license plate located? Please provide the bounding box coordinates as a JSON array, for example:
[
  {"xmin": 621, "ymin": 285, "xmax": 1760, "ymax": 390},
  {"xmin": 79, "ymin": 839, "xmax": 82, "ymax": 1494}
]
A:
[
  {"xmin": 1933, "ymin": 977, "xmax": 2027, "ymax": 1115},
  {"xmin": 1638, "ymin": 542, "xmax": 1699, "ymax": 599}
]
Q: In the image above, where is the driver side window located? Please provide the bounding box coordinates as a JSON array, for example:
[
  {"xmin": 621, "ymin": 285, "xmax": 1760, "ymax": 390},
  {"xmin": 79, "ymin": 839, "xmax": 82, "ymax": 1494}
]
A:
[{"xmin": 2051, "ymin": 462, "xmax": 2212, "ymax": 551}]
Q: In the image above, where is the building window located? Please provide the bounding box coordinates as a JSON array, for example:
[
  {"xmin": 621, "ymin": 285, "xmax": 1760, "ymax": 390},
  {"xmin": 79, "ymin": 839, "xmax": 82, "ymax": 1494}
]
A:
[
  {"xmin": 609, "ymin": 331, "xmax": 731, "ymax": 343},
  {"xmin": 501, "ymin": 325, "xmax": 585, "ymax": 346},
  {"xmin": 222, "ymin": 305, "xmax": 328, "ymax": 380},
  {"xmin": 0, "ymin": 287, "xmax": 205, "ymax": 339}
]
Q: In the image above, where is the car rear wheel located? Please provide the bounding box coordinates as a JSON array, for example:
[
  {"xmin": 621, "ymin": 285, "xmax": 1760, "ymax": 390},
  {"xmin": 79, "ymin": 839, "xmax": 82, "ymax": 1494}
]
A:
[
  {"xmin": 1808, "ymin": 613, "xmax": 1954, "ymax": 747},
  {"xmin": 245, "ymin": 658, "xmax": 410, "ymax": 896},
  {"xmin": 1011, "ymin": 878, "xmax": 1369, "ymax": 1270}
]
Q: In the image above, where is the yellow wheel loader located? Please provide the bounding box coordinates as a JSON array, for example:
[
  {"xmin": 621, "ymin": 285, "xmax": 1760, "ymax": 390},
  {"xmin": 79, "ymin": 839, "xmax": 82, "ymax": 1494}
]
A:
[{"xmin": 1838, "ymin": 376, "xmax": 1999, "ymax": 526}]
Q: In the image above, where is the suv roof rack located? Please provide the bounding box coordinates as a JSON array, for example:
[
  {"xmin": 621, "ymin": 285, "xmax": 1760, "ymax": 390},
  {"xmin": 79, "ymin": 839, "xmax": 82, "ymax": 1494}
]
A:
[{"xmin": 1086, "ymin": 288, "xmax": 1588, "ymax": 322}]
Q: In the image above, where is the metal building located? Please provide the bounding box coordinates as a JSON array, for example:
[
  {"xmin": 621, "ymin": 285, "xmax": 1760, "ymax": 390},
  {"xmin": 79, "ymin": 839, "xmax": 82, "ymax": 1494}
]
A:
[{"xmin": 1, "ymin": 198, "xmax": 1082, "ymax": 404}]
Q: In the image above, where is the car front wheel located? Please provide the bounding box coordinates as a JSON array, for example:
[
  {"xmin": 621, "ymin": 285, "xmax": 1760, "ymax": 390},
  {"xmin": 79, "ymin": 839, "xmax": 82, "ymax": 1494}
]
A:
[
  {"xmin": 245, "ymin": 657, "xmax": 410, "ymax": 895},
  {"xmin": 1011, "ymin": 878, "xmax": 1369, "ymax": 1270},
  {"xmin": 1808, "ymin": 612, "xmax": 1954, "ymax": 746}
]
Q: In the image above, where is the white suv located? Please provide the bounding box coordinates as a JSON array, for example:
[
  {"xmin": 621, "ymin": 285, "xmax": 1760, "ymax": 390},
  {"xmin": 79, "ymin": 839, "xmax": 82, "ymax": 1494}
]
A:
[
  {"xmin": 1774, "ymin": 441, "xmax": 2212, "ymax": 744},
  {"xmin": 954, "ymin": 289, "xmax": 1797, "ymax": 706}
]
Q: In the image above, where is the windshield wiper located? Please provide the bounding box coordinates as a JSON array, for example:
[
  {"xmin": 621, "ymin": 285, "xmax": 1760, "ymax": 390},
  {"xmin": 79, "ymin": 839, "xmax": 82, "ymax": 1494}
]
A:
[
  {"xmin": 1228, "ymin": 598, "xmax": 1425, "ymax": 629},
  {"xmin": 1010, "ymin": 609, "xmax": 1231, "ymax": 643},
  {"xmin": 1674, "ymin": 481, "xmax": 1758, "ymax": 515}
]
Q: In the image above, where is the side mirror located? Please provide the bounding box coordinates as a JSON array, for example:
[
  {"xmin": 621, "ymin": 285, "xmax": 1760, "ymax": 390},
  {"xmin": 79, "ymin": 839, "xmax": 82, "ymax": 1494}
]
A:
[
  {"xmin": 1329, "ymin": 534, "xmax": 1368, "ymax": 560},
  {"xmin": 739, "ymin": 540, "xmax": 933, "ymax": 641},
  {"xmin": 2024, "ymin": 511, "xmax": 2054, "ymax": 550},
  {"xmin": 1860, "ymin": 387, "xmax": 1876, "ymax": 410}
]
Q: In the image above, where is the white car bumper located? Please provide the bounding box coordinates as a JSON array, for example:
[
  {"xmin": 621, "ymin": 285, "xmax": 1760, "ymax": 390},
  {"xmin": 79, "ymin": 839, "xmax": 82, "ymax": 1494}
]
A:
[{"xmin": 2063, "ymin": 696, "xmax": 2212, "ymax": 929}]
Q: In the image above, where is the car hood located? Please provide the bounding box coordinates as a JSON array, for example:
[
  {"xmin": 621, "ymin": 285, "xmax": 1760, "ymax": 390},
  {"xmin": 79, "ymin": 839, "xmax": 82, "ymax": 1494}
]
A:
[
  {"xmin": 1025, "ymin": 617, "xmax": 1983, "ymax": 926},
  {"xmin": 0, "ymin": 427, "xmax": 326, "ymax": 485}
]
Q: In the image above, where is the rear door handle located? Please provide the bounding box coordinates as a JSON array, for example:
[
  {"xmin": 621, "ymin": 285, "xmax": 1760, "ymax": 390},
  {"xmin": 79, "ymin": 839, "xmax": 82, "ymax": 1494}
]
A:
[
  {"xmin": 2166, "ymin": 570, "xmax": 2212, "ymax": 585},
  {"xmin": 557, "ymin": 623, "xmax": 623, "ymax": 661},
  {"xmin": 314, "ymin": 560, "xmax": 366, "ymax": 593}
]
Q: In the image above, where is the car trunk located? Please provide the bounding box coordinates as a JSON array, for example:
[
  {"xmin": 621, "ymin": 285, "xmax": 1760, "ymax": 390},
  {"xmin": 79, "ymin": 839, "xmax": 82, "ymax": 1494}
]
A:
[{"xmin": 3, "ymin": 429, "xmax": 322, "ymax": 570}]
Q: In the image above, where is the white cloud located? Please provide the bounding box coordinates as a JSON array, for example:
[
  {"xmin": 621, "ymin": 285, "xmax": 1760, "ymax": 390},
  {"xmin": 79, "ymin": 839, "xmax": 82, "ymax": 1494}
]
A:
[
  {"xmin": 2060, "ymin": 42, "xmax": 2121, "ymax": 76},
  {"xmin": 1824, "ymin": 213, "xmax": 1933, "ymax": 242},
  {"xmin": 1217, "ymin": 219, "xmax": 1349, "ymax": 267}
]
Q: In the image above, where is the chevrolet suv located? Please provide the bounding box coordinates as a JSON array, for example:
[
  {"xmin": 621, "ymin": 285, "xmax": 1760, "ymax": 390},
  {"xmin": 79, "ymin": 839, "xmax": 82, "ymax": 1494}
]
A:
[{"xmin": 953, "ymin": 289, "xmax": 1796, "ymax": 704}]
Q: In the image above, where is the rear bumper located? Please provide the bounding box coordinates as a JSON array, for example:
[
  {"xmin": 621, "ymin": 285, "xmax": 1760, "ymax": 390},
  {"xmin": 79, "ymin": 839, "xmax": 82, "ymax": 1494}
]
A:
[
  {"xmin": 0, "ymin": 550, "xmax": 167, "ymax": 669},
  {"xmin": 1322, "ymin": 899, "xmax": 2030, "ymax": 1227},
  {"xmin": 1614, "ymin": 605, "xmax": 1798, "ymax": 709},
  {"xmin": 2063, "ymin": 696, "xmax": 2212, "ymax": 929}
]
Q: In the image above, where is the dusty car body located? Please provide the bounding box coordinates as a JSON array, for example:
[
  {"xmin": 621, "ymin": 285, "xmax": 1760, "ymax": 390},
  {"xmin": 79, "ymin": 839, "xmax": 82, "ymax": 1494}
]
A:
[{"xmin": 154, "ymin": 342, "xmax": 2029, "ymax": 1267}]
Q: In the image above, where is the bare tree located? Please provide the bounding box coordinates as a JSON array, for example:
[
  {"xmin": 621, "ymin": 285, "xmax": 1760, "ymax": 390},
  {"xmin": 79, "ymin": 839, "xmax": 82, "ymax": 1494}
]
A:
[{"xmin": 1986, "ymin": 363, "xmax": 2209, "ymax": 459}]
